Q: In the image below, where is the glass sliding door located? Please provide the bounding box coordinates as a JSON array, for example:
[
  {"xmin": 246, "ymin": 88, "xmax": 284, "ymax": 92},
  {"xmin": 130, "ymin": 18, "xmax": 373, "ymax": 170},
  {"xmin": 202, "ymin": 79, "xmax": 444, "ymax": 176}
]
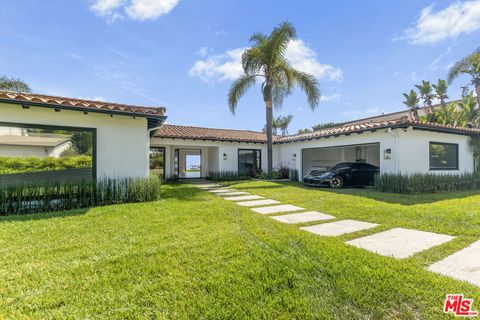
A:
[{"xmin": 238, "ymin": 149, "xmax": 261, "ymax": 178}]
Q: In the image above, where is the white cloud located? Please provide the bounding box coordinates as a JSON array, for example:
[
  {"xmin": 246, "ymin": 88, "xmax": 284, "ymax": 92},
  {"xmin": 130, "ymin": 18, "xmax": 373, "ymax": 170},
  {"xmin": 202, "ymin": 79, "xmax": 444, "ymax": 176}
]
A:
[
  {"xmin": 342, "ymin": 107, "xmax": 386, "ymax": 120},
  {"xmin": 90, "ymin": 0, "xmax": 179, "ymax": 21},
  {"xmin": 405, "ymin": 0, "xmax": 480, "ymax": 44},
  {"xmin": 196, "ymin": 47, "xmax": 211, "ymax": 57},
  {"xmin": 67, "ymin": 52, "xmax": 84, "ymax": 60},
  {"xmin": 319, "ymin": 93, "xmax": 341, "ymax": 102},
  {"xmin": 189, "ymin": 39, "xmax": 343, "ymax": 83}
]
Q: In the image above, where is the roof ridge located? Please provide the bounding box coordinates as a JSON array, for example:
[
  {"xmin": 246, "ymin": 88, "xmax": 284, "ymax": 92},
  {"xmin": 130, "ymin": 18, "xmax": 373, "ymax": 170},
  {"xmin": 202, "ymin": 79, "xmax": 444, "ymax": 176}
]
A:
[
  {"xmin": 162, "ymin": 123, "xmax": 268, "ymax": 135},
  {"xmin": 0, "ymin": 90, "xmax": 166, "ymax": 112}
]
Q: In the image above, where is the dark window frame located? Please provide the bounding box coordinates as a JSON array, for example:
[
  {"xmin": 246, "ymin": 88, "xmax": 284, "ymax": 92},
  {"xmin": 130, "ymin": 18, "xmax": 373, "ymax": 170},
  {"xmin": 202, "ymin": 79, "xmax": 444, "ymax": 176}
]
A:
[
  {"xmin": 238, "ymin": 148, "xmax": 262, "ymax": 177},
  {"xmin": 429, "ymin": 141, "xmax": 459, "ymax": 171},
  {"xmin": 0, "ymin": 121, "xmax": 97, "ymax": 181}
]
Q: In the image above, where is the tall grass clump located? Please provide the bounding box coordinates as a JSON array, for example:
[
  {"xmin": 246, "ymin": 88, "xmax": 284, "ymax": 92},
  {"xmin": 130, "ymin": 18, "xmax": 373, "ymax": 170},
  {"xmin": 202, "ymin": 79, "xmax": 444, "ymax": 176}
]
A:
[
  {"xmin": 374, "ymin": 172, "xmax": 480, "ymax": 194},
  {"xmin": 207, "ymin": 171, "xmax": 250, "ymax": 181},
  {"xmin": 0, "ymin": 175, "xmax": 162, "ymax": 215}
]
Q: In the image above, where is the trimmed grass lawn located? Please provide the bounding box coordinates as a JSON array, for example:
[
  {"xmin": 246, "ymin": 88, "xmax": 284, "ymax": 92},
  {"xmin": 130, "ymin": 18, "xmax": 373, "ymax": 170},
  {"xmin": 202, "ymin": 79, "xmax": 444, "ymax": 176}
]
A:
[{"xmin": 0, "ymin": 182, "xmax": 479, "ymax": 319}]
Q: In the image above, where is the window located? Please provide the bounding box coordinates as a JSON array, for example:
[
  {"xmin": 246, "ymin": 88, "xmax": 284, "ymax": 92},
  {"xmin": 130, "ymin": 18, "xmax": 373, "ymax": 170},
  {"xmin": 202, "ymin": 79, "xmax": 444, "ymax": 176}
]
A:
[
  {"xmin": 0, "ymin": 122, "xmax": 95, "ymax": 187},
  {"xmin": 238, "ymin": 149, "xmax": 261, "ymax": 177},
  {"xmin": 429, "ymin": 142, "xmax": 458, "ymax": 170}
]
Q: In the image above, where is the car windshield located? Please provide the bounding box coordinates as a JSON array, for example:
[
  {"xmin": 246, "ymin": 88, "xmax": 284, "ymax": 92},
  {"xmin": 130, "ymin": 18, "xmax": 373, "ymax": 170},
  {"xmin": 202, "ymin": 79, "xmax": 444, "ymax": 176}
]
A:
[{"xmin": 329, "ymin": 163, "xmax": 352, "ymax": 171}]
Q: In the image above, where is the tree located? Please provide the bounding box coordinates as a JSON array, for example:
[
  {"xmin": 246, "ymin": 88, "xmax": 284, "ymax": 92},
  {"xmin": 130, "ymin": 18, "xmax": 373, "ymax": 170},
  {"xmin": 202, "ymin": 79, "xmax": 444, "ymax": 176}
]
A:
[
  {"xmin": 432, "ymin": 79, "xmax": 448, "ymax": 110},
  {"xmin": 228, "ymin": 22, "xmax": 320, "ymax": 173},
  {"xmin": 297, "ymin": 122, "xmax": 339, "ymax": 134},
  {"xmin": 415, "ymin": 80, "xmax": 435, "ymax": 121},
  {"xmin": 456, "ymin": 91, "xmax": 479, "ymax": 128},
  {"xmin": 276, "ymin": 115, "xmax": 294, "ymax": 136},
  {"xmin": 448, "ymin": 47, "xmax": 480, "ymax": 107},
  {"xmin": 402, "ymin": 90, "xmax": 419, "ymax": 121},
  {"xmin": 0, "ymin": 75, "xmax": 31, "ymax": 93}
]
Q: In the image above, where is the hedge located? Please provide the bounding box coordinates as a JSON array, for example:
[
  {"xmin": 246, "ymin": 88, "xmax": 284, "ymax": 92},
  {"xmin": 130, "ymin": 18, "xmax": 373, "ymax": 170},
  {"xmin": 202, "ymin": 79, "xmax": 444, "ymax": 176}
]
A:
[{"xmin": 373, "ymin": 173, "xmax": 480, "ymax": 194}]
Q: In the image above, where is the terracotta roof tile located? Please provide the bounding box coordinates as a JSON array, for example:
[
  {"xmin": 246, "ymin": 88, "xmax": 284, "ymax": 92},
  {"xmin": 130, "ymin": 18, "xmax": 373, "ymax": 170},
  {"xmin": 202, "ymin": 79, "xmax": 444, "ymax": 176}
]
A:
[
  {"xmin": 0, "ymin": 90, "xmax": 166, "ymax": 117},
  {"xmin": 154, "ymin": 124, "xmax": 274, "ymax": 143},
  {"xmin": 155, "ymin": 119, "xmax": 480, "ymax": 144}
]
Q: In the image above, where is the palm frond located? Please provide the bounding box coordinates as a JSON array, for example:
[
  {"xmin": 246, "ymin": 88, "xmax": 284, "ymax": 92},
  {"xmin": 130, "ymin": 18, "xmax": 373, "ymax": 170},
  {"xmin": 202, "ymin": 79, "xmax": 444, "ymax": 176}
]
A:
[
  {"xmin": 241, "ymin": 48, "xmax": 265, "ymax": 75},
  {"xmin": 228, "ymin": 75, "xmax": 257, "ymax": 114},
  {"xmin": 290, "ymin": 69, "xmax": 321, "ymax": 109},
  {"xmin": 265, "ymin": 21, "xmax": 296, "ymax": 67}
]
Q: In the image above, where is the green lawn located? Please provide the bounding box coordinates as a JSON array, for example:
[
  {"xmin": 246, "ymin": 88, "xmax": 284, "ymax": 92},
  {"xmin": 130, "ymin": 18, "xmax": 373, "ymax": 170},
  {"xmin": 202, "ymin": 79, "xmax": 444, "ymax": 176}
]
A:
[{"xmin": 0, "ymin": 182, "xmax": 479, "ymax": 319}]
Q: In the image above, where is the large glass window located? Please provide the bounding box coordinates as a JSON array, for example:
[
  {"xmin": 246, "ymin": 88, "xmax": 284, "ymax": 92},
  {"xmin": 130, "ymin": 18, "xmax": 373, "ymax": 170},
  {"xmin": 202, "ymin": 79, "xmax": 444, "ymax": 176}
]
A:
[
  {"xmin": 429, "ymin": 142, "xmax": 459, "ymax": 170},
  {"xmin": 238, "ymin": 149, "xmax": 261, "ymax": 177},
  {"xmin": 0, "ymin": 123, "xmax": 94, "ymax": 187},
  {"xmin": 149, "ymin": 147, "xmax": 165, "ymax": 180}
]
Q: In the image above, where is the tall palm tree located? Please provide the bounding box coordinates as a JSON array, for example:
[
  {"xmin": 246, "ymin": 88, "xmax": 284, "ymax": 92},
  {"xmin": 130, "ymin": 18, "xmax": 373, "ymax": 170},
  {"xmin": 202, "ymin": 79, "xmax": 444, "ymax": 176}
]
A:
[
  {"xmin": 0, "ymin": 75, "xmax": 31, "ymax": 93},
  {"xmin": 402, "ymin": 89, "xmax": 419, "ymax": 121},
  {"xmin": 228, "ymin": 22, "xmax": 320, "ymax": 173},
  {"xmin": 448, "ymin": 47, "xmax": 480, "ymax": 107},
  {"xmin": 415, "ymin": 80, "xmax": 435, "ymax": 119}
]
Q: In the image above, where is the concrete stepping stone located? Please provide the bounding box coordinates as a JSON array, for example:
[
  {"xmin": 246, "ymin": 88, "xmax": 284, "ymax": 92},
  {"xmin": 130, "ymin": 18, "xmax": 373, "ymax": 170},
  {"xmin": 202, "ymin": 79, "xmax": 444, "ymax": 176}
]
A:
[
  {"xmin": 221, "ymin": 191, "xmax": 250, "ymax": 196},
  {"xmin": 251, "ymin": 204, "xmax": 304, "ymax": 215},
  {"xmin": 236, "ymin": 199, "xmax": 280, "ymax": 207},
  {"xmin": 429, "ymin": 240, "xmax": 480, "ymax": 287},
  {"xmin": 301, "ymin": 219, "xmax": 379, "ymax": 236},
  {"xmin": 224, "ymin": 195, "xmax": 264, "ymax": 201},
  {"xmin": 196, "ymin": 184, "xmax": 221, "ymax": 189},
  {"xmin": 208, "ymin": 188, "xmax": 234, "ymax": 193},
  {"xmin": 271, "ymin": 211, "xmax": 335, "ymax": 224},
  {"xmin": 346, "ymin": 228, "xmax": 455, "ymax": 259}
]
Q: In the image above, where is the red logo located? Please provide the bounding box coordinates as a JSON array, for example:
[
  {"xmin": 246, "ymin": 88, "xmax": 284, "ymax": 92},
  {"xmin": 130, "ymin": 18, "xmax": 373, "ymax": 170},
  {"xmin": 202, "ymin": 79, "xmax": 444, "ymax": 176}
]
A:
[{"xmin": 444, "ymin": 294, "xmax": 478, "ymax": 317}]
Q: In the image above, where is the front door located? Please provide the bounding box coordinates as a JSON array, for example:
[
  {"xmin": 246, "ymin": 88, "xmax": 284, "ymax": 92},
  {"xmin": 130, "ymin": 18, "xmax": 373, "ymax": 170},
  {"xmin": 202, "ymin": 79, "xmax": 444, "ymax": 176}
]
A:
[{"xmin": 238, "ymin": 149, "xmax": 261, "ymax": 178}]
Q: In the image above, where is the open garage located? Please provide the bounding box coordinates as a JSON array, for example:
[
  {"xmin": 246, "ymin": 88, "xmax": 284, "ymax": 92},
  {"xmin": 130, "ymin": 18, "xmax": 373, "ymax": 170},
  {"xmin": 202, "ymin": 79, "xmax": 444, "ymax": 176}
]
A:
[{"xmin": 301, "ymin": 143, "xmax": 380, "ymax": 177}]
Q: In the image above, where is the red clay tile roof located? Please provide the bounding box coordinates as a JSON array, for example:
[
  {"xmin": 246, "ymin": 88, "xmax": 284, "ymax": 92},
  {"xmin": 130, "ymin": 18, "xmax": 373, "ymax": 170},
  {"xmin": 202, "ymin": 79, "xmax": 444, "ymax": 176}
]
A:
[
  {"xmin": 154, "ymin": 124, "xmax": 274, "ymax": 143},
  {"xmin": 155, "ymin": 119, "xmax": 480, "ymax": 144},
  {"xmin": 0, "ymin": 90, "xmax": 166, "ymax": 118}
]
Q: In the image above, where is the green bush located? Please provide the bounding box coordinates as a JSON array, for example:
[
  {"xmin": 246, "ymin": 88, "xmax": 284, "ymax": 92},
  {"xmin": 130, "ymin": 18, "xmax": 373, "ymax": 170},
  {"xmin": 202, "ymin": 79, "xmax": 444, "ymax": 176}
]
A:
[
  {"xmin": 207, "ymin": 171, "xmax": 250, "ymax": 181},
  {"xmin": 0, "ymin": 156, "xmax": 92, "ymax": 175},
  {"xmin": 257, "ymin": 170, "xmax": 282, "ymax": 180},
  {"xmin": 0, "ymin": 175, "xmax": 162, "ymax": 215},
  {"xmin": 373, "ymin": 173, "xmax": 480, "ymax": 194}
]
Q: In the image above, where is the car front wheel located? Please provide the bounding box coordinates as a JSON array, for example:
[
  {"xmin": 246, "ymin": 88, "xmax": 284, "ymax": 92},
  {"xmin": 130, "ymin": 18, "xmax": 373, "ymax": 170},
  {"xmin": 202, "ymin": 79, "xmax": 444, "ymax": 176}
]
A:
[{"xmin": 329, "ymin": 176, "xmax": 344, "ymax": 189}]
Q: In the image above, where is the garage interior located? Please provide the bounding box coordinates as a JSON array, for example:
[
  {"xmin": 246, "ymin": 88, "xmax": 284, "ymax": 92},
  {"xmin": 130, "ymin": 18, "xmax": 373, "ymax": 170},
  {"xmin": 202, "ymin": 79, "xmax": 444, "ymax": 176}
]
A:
[{"xmin": 301, "ymin": 143, "xmax": 380, "ymax": 177}]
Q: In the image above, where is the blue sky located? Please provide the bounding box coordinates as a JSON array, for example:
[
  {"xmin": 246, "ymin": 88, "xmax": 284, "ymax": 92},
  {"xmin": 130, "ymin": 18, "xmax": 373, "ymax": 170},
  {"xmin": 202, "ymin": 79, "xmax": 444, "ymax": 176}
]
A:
[{"xmin": 1, "ymin": 0, "xmax": 479, "ymax": 133}]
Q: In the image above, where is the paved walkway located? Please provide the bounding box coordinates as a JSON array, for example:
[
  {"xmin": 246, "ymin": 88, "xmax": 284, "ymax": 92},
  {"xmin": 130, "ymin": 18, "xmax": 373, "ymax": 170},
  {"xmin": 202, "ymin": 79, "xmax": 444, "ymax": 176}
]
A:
[{"xmin": 191, "ymin": 182, "xmax": 478, "ymax": 287}]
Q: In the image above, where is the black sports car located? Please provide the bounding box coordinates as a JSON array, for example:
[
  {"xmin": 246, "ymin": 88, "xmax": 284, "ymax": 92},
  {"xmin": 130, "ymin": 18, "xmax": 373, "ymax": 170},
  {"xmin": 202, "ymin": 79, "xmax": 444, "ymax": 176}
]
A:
[{"xmin": 303, "ymin": 162, "xmax": 379, "ymax": 188}]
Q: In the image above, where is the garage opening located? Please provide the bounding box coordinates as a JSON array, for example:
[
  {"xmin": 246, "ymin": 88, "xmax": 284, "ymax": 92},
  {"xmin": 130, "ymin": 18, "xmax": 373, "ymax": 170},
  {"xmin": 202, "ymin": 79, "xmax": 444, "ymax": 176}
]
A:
[{"xmin": 301, "ymin": 143, "xmax": 380, "ymax": 177}]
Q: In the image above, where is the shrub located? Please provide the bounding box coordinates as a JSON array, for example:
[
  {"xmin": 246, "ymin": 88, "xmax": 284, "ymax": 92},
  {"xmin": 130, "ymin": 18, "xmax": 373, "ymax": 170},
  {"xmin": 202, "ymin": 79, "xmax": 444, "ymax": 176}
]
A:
[
  {"xmin": 0, "ymin": 156, "xmax": 92, "ymax": 175},
  {"xmin": 373, "ymin": 173, "xmax": 480, "ymax": 194},
  {"xmin": 0, "ymin": 175, "xmax": 162, "ymax": 215},
  {"xmin": 207, "ymin": 171, "xmax": 249, "ymax": 181},
  {"xmin": 257, "ymin": 170, "xmax": 282, "ymax": 180},
  {"xmin": 289, "ymin": 168, "xmax": 299, "ymax": 181}
]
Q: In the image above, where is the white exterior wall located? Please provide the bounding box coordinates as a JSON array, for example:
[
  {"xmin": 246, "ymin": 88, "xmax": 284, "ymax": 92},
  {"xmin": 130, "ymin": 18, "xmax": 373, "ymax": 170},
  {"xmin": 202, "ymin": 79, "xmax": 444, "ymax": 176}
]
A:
[
  {"xmin": 0, "ymin": 102, "xmax": 149, "ymax": 179},
  {"xmin": 396, "ymin": 127, "xmax": 474, "ymax": 174}
]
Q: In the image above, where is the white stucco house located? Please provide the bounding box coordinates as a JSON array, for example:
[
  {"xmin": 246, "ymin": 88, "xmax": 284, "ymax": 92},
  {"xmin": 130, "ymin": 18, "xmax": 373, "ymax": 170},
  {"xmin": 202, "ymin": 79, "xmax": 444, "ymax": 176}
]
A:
[{"xmin": 0, "ymin": 90, "xmax": 479, "ymax": 183}]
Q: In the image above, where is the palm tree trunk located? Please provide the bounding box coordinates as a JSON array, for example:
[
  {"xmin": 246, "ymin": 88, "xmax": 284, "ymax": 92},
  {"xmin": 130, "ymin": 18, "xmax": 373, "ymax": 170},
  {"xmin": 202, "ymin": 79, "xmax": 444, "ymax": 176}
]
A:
[
  {"xmin": 476, "ymin": 81, "xmax": 480, "ymax": 109},
  {"xmin": 265, "ymin": 100, "xmax": 273, "ymax": 174}
]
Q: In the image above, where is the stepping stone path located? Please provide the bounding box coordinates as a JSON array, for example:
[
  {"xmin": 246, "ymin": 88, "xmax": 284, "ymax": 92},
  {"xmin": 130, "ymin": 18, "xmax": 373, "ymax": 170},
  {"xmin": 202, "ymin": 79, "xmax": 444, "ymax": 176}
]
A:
[
  {"xmin": 251, "ymin": 204, "xmax": 304, "ymax": 215},
  {"xmin": 208, "ymin": 188, "xmax": 234, "ymax": 193},
  {"xmin": 346, "ymin": 228, "xmax": 455, "ymax": 259},
  {"xmin": 301, "ymin": 220, "xmax": 379, "ymax": 237},
  {"xmin": 224, "ymin": 195, "xmax": 264, "ymax": 201},
  {"xmin": 429, "ymin": 240, "xmax": 480, "ymax": 287},
  {"xmin": 192, "ymin": 182, "xmax": 479, "ymax": 287},
  {"xmin": 271, "ymin": 211, "xmax": 335, "ymax": 224},
  {"xmin": 236, "ymin": 199, "xmax": 280, "ymax": 207},
  {"xmin": 221, "ymin": 191, "xmax": 250, "ymax": 196}
]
